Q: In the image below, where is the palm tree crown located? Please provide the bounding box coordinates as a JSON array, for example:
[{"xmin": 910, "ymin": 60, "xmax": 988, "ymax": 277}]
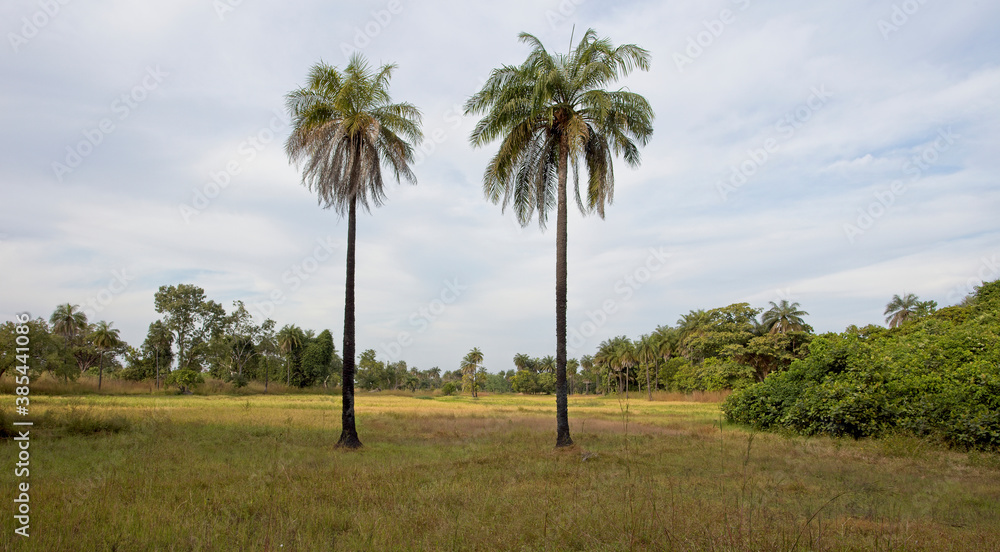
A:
[
  {"xmin": 884, "ymin": 293, "xmax": 919, "ymax": 328},
  {"xmin": 91, "ymin": 320, "xmax": 122, "ymax": 390},
  {"xmin": 762, "ymin": 300, "xmax": 809, "ymax": 334},
  {"xmin": 50, "ymin": 303, "xmax": 88, "ymax": 342},
  {"xmin": 466, "ymin": 28, "xmax": 653, "ymax": 448},
  {"xmin": 461, "ymin": 347, "xmax": 485, "ymax": 398},
  {"xmin": 466, "ymin": 29, "xmax": 654, "ymax": 226},
  {"xmin": 91, "ymin": 320, "xmax": 122, "ymax": 351},
  {"xmin": 286, "ymin": 54, "xmax": 423, "ymax": 215}
]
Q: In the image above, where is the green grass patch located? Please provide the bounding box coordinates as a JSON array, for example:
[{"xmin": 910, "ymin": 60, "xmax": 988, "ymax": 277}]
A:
[{"xmin": 1, "ymin": 394, "xmax": 998, "ymax": 551}]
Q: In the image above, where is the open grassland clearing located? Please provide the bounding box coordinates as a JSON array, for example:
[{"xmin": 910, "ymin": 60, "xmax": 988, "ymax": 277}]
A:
[{"xmin": 2, "ymin": 393, "xmax": 999, "ymax": 551}]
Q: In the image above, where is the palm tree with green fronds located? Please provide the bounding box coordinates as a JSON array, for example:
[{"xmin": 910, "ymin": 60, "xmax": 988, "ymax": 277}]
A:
[
  {"xmin": 677, "ymin": 309, "xmax": 714, "ymax": 361},
  {"xmin": 91, "ymin": 321, "xmax": 121, "ymax": 390},
  {"xmin": 652, "ymin": 325, "xmax": 678, "ymax": 391},
  {"xmin": 636, "ymin": 334, "xmax": 657, "ymax": 401},
  {"xmin": 285, "ymin": 53, "xmax": 422, "ymax": 449},
  {"xmin": 884, "ymin": 293, "xmax": 920, "ymax": 328},
  {"xmin": 276, "ymin": 324, "xmax": 304, "ymax": 387},
  {"xmin": 612, "ymin": 337, "xmax": 637, "ymax": 396},
  {"xmin": 50, "ymin": 303, "xmax": 88, "ymax": 344},
  {"xmin": 466, "ymin": 29, "xmax": 654, "ymax": 447},
  {"xmin": 761, "ymin": 300, "xmax": 809, "ymax": 334},
  {"xmin": 460, "ymin": 347, "xmax": 485, "ymax": 398}
]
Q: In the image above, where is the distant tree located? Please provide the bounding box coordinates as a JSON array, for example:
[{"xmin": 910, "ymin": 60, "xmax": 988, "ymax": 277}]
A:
[
  {"xmin": 165, "ymin": 369, "xmax": 204, "ymax": 394},
  {"xmin": 425, "ymin": 366, "xmax": 442, "ymax": 389},
  {"xmin": 153, "ymin": 284, "xmax": 226, "ymax": 371},
  {"xmin": 679, "ymin": 304, "xmax": 760, "ymax": 362},
  {"xmin": 49, "ymin": 304, "xmax": 100, "ymax": 374},
  {"xmin": 50, "ymin": 304, "xmax": 88, "ymax": 343},
  {"xmin": 914, "ymin": 299, "xmax": 938, "ymax": 318},
  {"xmin": 222, "ymin": 301, "xmax": 272, "ymax": 386},
  {"xmin": 885, "ymin": 293, "xmax": 920, "ymax": 328},
  {"xmin": 761, "ymin": 300, "xmax": 810, "ymax": 334},
  {"xmin": 1, "ymin": 318, "xmax": 69, "ymax": 381},
  {"xmin": 466, "ymin": 29, "xmax": 654, "ymax": 448},
  {"xmin": 461, "ymin": 347, "xmax": 485, "ymax": 398},
  {"xmin": 90, "ymin": 321, "xmax": 122, "ymax": 390},
  {"xmin": 611, "ymin": 337, "xmax": 637, "ymax": 395},
  {"xmin": 511, "ymin": 370, "xmax": 540, "ymax": 394},
  {"xmin": 676, "ymin": 309, "xmax": 715, "ymax": 361},
  {"xmin": 637, "ymin": 334, "xmax": 657, "ymax": 400},
  {"xmin": 145, "ymin": 320, "xmax": 174, "ymax": 389},
  {"xmin": 578, "ymin": 355, "xmax": 597, "ymax": 394},
  {"xmin": 652, "ymin": 326, "xmax": 679, "ymax": 391},
  {"xmin": 276, "ymin": 324, "xmax": 305, "ymax": 386},
  {"xmin": 538, "ymin": 355, "xmax": 556, "ymax": 374},
  {"xmin": 285, "ymin": 54, "xmax": 423, "ymax": 449},
  {"xmin": 357, "ymin": 349, "xmax": 388, "ymax": 390},
  {"xmin": 254, "ymin": 323, "xmax": 277, "ymax": 391},
  {"xmin": 726, "ymin": 331, "xmax": 811, "ymax": 382},
  {"xmin": 566, "ymin": 358, "xmax": 579, "ymax": 394},
  {"xmin": 300, "ymin": 329, "xmax": 336, "ymax": 388}
]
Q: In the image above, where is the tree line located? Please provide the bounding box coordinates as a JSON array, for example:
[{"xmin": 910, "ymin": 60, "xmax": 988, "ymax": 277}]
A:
[
  {"xmin": 0, "ymin": 286, "xmax": 947, "ymax": 400},
  {"xmin": 0, "ymin": 284, "xmax": 342, "ymax": 393}
]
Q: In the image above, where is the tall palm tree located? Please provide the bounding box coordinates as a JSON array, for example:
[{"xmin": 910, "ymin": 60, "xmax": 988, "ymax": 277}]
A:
[
  {"xmin": 761, "ymin": 300, "xmax": 809, "ymax": 334},
  {"xmin": 610, "ymin": 336, "xmax": 637, "ymax": 395},
  {"xmin": 566, "ymin": 357, "xmax": 579, "ymax": 394},
  {"xmin": 466, "ymin": 29, "xmax": 654, "ymax": 448},
  {"xmin": 653, "ymin": 325, "xmax": 678, "ymax": 391},
  {"xmin": 460, "ymin": 347, "xmax": 485, "ymax": 398},
  {"xmin": 884, "ymin": 293, "xmax": 919, "ymax": 328},
  {"xmin": 513, "ymin": 353, "xmax": 531, "ymax": 372},
  {"xmin": 276, "ymin": 324, "xmax": 304, "ymax": 387},
  {"xmin": 636, "ymin": 334, "xmax": 657, "ymax": 401},
  {"xmin": 91, "ymin": 321, "xmax": 121, "ymax": 390},
  {"xmin": 50, "ymin": 303, "xmax": 88, "ymax": 344},
  {"xmin": 286, "ymin": 54, "xmax": 422, "ymax": 449},
  {"xmin": 593, "ymin": 341, "xmax": 614, "ymax": 394}
]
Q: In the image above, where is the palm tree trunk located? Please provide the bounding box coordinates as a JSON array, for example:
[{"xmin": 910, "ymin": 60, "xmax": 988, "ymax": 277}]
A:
[
  {"xmin": 155, "ymin": 349, "xmax": 159, "ymax": 390},
  {"xmin": 555, "ymin": 131, "xmax": 573, "ymax": 448},
  {"xmin": 98, "ymin": 351, "xmax": 104, "ymax": 390},
  {"xmin": 337, "ymin": 196, "xmax": 362, "ymax": 448}
]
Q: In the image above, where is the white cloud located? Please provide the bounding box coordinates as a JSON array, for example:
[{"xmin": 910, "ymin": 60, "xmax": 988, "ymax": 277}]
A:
[{"xmin": 2, "ymin": 0, "xmax": 999, "ymax": 371}]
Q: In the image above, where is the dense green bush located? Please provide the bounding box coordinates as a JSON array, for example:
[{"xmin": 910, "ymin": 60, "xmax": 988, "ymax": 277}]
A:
[
  {"xmin": 723, "ymin": 279, "xmax": 1000, "ymax": 450},
  {"xmin": 674, "ymin": 357, "xmax": 754, "ymax": 392},
  {"xmin": 165, "ymin": 369, "xmax": 205, "ymax": 394}
]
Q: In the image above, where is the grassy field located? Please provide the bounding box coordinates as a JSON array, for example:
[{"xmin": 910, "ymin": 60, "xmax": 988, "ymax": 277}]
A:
[{"xmin": 1, "ymin": 390, "xmax": 999, "ymax": 551}]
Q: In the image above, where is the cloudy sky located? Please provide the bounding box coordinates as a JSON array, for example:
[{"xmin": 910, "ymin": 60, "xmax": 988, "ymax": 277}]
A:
[{"xmin": 2, "ymin": 0, "xmax": 998, "ymax": 373}]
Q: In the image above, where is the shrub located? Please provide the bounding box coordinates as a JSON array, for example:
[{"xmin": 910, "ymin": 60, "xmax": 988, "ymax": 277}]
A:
[
  {"xmin": 164, "ymin": 369, "xmax": 205, "ymax": 394},
  {"xmin": 441, "ymin": 382, "xmax": 457, "ymax": 396},
  {"xmin": 723, "ymin": 279, "xmax": 1000, "ymax": 450}
]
